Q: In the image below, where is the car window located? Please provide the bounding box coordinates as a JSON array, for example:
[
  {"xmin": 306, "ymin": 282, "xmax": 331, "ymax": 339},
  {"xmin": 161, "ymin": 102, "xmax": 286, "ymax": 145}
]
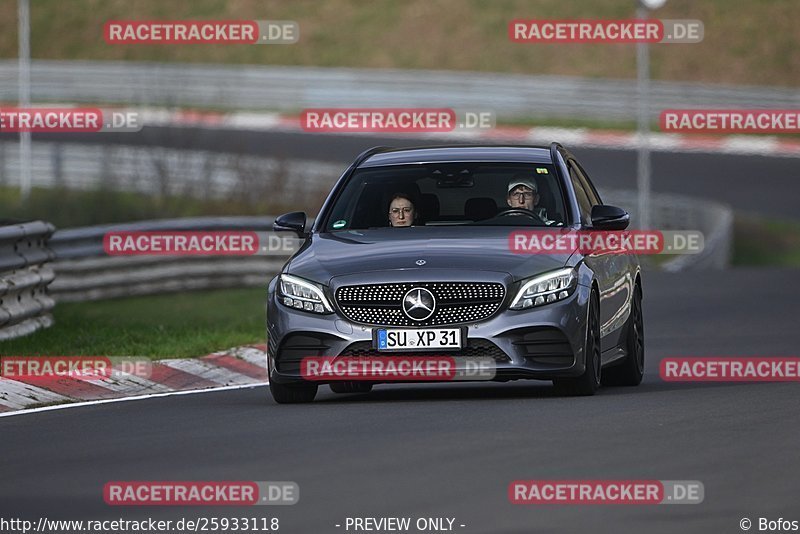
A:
[
  {"xmin": 324, "ymin": 162, "xmax": 568, "ymax": 230},
  {"xmin": 571, "ymin": 160, "xmax": 603, "ymax": 206},
  {"xmin": 568, "ymin": 164, "xmax": 593, "ymax": 225}
]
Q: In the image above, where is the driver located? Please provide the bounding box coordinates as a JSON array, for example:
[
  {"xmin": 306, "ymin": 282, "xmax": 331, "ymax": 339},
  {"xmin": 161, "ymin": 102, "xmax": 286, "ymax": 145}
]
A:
[{"xmin": 506, "ymin": 176, "xmax": 555, "ymax": 224}]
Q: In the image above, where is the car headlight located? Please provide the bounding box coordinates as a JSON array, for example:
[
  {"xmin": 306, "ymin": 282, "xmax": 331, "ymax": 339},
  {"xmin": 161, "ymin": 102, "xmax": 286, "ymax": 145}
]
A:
[
  {"xmin": 509, "ymin": 268, "xmax": 577, "ymax": 310},
  {"xmin": 278, "ymin": 274, "xmax": 334, "ymax": 314}
]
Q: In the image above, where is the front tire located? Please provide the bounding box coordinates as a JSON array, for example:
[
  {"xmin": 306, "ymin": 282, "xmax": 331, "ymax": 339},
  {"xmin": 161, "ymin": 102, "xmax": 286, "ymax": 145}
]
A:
[
  {"xmin": 602, "ymin": 283, "xmax": 644, "ymax": 386},
  {"xmin": 554, "ymin": 290, "xmax": 601, "ymax": 396},
  {"xmin": 269, "ymin": 381, "xmax": 318, "ymax": 404},
  {"xmin": 267, "ymin": 345, "xmax": 318, "ymax": 403}
]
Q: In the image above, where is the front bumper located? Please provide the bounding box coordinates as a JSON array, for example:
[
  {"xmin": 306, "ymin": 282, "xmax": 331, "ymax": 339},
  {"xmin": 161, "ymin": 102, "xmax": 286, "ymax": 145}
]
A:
[{"xmin": 266, "ymin": 281, "xmax": 592, "ymax": 386}]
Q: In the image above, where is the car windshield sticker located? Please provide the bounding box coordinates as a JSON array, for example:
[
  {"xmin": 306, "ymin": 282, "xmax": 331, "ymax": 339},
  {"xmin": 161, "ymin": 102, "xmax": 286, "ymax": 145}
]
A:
[
  {"xmin": 332, "ymin": 220, "xmax": 347, "ymax": 229},
  {"xmin": 536, "ymin": 167, "xmax": 549, "ymax": 174}
]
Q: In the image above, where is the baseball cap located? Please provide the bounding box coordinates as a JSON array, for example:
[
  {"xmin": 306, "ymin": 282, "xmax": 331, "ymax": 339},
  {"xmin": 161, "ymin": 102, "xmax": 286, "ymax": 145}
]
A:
[{"xmin": 507, "ymin": 176, "xmax": 538, "ymax": 194}]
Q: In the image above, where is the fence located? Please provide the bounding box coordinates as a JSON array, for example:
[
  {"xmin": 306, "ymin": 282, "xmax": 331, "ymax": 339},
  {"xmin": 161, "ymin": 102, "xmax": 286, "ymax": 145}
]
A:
[
  {"xmin": 1, "ymin": 60, "xmax": 799, "ymax": 121},
  {"xmin": 48, "ymin": 217, "xmax": 287, "ymax": 302},
  {"xmin": 0, "ymin": 221, "xmax": 56, "ymax": 340},
  {"xmin": 0, "ymin": 142, "xmax": 339, "ymax": 206},
  {"xmin": 47, "ymin": 190, "xmax": 731, "ymax": 304},
  {"xmin": 602, "ymin": 190, "xmax": 732, "ymax": 271},
  {"xmin": 0, "ymin": 189, "xmax": 731, "ymax": 341}
]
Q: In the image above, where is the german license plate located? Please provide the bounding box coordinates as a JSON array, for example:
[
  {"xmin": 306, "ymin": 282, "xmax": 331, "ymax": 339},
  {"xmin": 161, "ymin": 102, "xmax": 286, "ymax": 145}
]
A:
[{"xmin": 376, "ymin": 328, "xmax": 462, "ymax": 351}]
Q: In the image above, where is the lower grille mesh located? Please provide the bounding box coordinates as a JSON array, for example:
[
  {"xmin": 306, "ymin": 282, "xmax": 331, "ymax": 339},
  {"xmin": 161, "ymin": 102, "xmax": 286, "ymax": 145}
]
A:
[{"xmin": 339, "ymin": 339, "xmax": 510, "ymax": 362}]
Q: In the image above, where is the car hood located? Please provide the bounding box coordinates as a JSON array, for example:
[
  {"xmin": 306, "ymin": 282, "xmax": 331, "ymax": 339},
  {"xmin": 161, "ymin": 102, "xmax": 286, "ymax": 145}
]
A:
[{"xmin": 285, "ymin": 226, "xmax": 575, "ymax": 284}]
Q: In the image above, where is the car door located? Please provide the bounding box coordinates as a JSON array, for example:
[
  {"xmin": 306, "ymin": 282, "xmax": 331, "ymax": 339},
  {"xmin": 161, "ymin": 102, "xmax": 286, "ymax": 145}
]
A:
[{"xmin": 567, "ymin": 159, "xmax": 631, "ymax": 352}]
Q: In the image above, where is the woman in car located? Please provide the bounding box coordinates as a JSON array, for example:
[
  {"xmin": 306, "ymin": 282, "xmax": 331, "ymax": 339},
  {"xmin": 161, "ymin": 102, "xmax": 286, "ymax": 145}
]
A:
[{"xmin": 388, "ymin": 193, "xmax": 417, "ymax": 227}]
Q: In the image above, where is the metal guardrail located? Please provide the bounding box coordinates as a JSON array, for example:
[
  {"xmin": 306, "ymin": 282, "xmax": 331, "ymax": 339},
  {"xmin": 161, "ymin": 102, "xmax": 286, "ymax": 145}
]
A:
[
  {"xmin": 48, "ymin": 192, "xmax": 732, "ymax": 303},
  {"xmin": 50, "ymin": 216, "xmax": 277, "ymax": 259},
  {"xmin": 0, "ymin": 141, "xmax": 339, "ymax": 205},
  {"xmin": 49, "ymin": 217, "xmax": 289, "ymax": 302},
  {"xmin": 0, "ymin": 221, "xmax": 56, "ymax": 340},
  {"xmin": 1, "ymin": 60, "xmax": 799, "ymax": 121},
  {"xmin": 602, "ymin": 190, "xmax": 733, "ymax": 271}
]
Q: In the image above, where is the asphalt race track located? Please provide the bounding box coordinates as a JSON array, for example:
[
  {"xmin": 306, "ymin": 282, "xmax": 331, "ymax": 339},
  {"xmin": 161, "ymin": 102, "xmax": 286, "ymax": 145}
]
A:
[
  {"xmin": 8, "ymin": 127, "xmax": 800, "ymax": 220},
  {"xmin": 1, "ymin": 268, "xmax": 798, "ymax": 534}
]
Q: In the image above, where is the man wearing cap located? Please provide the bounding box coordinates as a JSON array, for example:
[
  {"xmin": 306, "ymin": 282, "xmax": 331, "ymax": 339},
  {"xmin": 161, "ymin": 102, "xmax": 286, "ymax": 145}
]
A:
[{"xmin": 506, "ymin": 176, "xmax": 554, "ymax": 224}]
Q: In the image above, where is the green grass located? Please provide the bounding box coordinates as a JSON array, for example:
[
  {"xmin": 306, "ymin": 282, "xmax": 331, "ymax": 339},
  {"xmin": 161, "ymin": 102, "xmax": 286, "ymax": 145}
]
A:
[
  {"xmin": 498, "ymin": 116, "xmax": 640, "ymax": 132},
  {"xmin": 732, "ymin": 215, "xmax": 800, "ymax": 267},
  {"xmin": 0, "ymin": 288, "xmax": 268, "ymax": 358},
  {"xmin": 0, "ymin": 0, "xmax": 797, "ymax": 87}
]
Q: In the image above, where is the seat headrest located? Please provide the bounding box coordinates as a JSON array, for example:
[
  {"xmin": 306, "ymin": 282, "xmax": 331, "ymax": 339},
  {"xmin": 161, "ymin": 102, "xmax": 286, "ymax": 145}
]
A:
[{"xmin": 465, "ymin": 197, "xmax": 497, "ymax": 221}]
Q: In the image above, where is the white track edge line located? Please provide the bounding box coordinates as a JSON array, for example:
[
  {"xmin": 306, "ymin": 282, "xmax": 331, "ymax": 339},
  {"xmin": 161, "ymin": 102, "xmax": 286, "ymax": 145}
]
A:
[{"xmin": 0, "ymin": 382, "xmax": 269, "ymax": 419}]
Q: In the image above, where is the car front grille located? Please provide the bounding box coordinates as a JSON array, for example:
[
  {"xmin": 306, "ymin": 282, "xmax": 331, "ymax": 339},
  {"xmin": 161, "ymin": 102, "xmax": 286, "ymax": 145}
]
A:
[{"xmin": 335, "ymin": 282, "xmax": 505, "ymax": 326}]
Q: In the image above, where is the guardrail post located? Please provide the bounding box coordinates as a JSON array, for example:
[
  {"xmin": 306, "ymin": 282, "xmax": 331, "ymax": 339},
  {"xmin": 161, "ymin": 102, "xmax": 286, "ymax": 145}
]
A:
[{"xmin": 0, "ymin": 220, "xmax": 57, "ymax": 340}]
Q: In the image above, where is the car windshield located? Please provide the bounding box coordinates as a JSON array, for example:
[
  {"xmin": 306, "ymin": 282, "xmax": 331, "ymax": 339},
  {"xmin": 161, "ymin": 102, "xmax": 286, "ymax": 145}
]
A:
[{"xmin": 324, "ymin": 162, "xmax": 568, "ymax": 231}]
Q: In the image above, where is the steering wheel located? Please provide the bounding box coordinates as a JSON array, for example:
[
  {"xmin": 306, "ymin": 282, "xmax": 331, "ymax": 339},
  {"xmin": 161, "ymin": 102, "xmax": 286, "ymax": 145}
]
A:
[{"xmin": 495, "ymin": 208, "xmax": 544, "ymax": 221}]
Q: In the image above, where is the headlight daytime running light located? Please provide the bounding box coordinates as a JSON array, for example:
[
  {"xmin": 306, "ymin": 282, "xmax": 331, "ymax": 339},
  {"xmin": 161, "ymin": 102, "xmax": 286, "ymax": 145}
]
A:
[
  {"xmin": 509, "ymin": 268, "xmax": 577, "ymax": 310},
  {"xmin": 278, "ymin": 274, "xmax": 334, "ymax": 314}
]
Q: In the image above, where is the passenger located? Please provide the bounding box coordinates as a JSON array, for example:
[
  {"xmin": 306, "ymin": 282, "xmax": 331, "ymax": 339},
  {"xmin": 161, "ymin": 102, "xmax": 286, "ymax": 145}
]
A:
[{"xmin": 388, "ymin": 193, "xmax": 417, "ymax": 227}]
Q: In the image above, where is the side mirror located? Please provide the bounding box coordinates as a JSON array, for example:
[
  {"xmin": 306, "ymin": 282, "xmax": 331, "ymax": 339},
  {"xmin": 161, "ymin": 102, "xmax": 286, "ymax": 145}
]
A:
[
  {"xmin": 274, "ymin": 211, "xmax": 308, "ymax": 238},
  {"xmin": 590, "ymin": 205, "xmax": 630, "ymax": 231}
]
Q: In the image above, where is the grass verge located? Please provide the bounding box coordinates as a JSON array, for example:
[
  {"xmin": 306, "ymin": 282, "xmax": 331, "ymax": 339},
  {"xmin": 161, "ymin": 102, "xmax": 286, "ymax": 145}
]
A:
[
  {"xmin": 0, "ymin": 288, "xmax": 267, "ymax": 358},
  {"xmin": 733, "ymin": 215, "xmax": 800, "ymax": 266},
  {"xmin": 0, "ymin": 0, "xmax": 797, "ymax": 87}
]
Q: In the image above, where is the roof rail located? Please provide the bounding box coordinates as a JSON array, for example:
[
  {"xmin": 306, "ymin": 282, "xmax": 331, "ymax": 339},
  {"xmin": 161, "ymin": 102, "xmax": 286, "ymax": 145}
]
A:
[
  {"xmin": 549, "ymin": 142, "xmax": 564, "ymax": 164},
  {"xmin": 549, "ymin": 142, "xmax": 567, "ymax": 192}
]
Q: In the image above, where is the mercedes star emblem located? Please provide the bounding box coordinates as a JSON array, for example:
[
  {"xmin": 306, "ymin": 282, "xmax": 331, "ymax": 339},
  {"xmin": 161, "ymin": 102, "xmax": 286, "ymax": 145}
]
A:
[{"xmin": 402, "ymin": 287, "xmax": 436, "ymax": 321}]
